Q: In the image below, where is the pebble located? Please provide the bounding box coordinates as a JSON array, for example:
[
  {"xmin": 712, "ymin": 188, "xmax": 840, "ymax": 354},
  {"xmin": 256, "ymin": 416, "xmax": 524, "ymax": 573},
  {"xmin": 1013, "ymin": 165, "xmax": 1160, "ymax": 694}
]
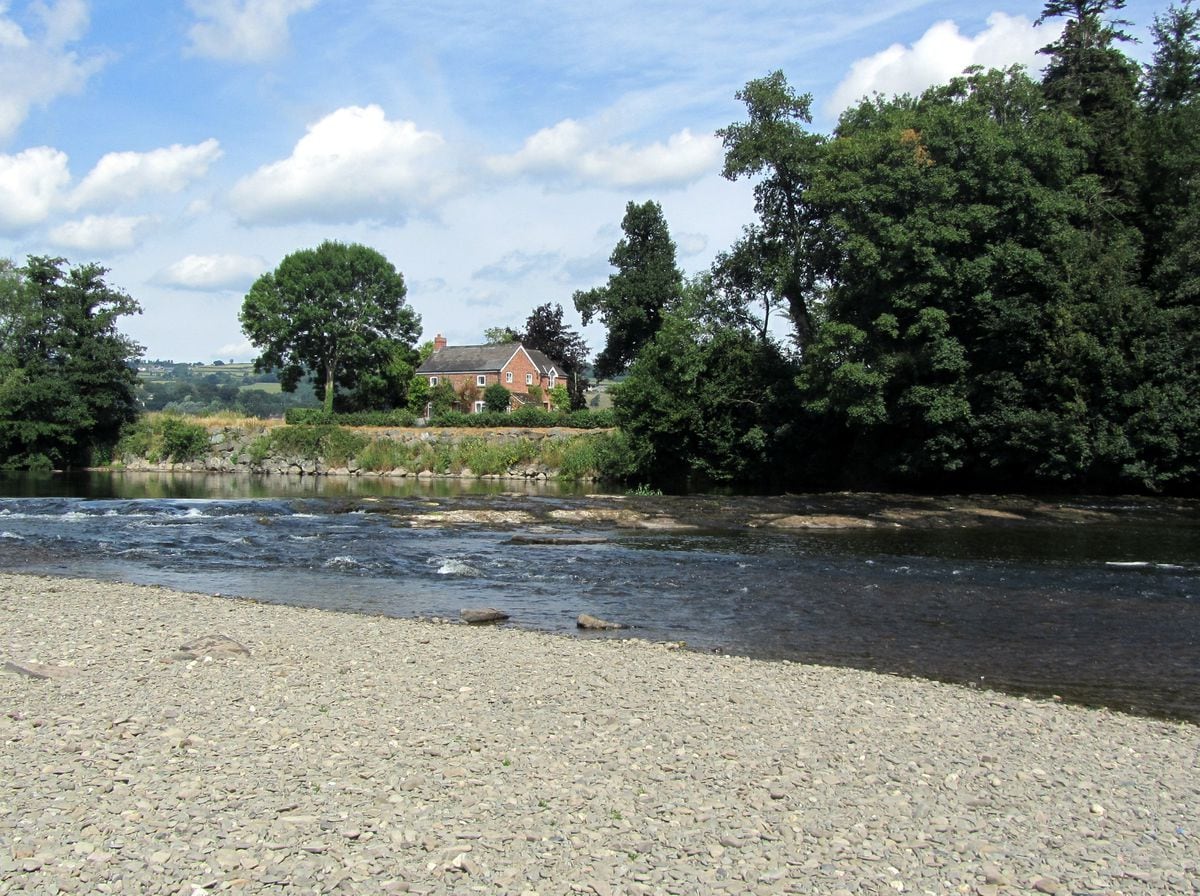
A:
[{"xmin": 1, "ymin": 572, "xmax": 1197, "ymax": 896}]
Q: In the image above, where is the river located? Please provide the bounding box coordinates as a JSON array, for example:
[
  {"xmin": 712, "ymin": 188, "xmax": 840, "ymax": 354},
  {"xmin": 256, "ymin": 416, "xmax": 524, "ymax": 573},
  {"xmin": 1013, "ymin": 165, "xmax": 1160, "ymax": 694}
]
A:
[{"xmin": 1, "ymin": 471, "xmax": 1197, "ymax": 722}]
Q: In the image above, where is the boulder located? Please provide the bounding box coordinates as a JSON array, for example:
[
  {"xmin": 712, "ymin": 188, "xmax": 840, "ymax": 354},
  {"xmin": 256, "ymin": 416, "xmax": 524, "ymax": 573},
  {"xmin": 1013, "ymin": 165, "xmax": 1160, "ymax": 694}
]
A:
[
  {"xmin": 459, "ymin": 608, "xmax": 510, "ymax": 624},
  {"xmin": 577, "ymin": 613, "xmax": 626, "ymax": 631}
]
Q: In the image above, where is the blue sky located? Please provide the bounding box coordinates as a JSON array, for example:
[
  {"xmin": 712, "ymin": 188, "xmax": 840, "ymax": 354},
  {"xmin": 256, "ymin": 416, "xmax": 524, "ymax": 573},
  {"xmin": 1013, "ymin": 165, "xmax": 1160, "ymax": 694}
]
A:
[{"xmin": 0, "ymin": 0, "xmax": 1167, "ymax": 361}]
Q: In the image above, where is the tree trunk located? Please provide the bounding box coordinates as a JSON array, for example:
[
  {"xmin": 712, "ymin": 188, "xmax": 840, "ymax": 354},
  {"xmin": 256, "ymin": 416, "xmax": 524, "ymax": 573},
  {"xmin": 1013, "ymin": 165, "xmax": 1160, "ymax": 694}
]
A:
[{"xmin": 324, "ymin": 363, "xmax": 335, "ymax": 413}]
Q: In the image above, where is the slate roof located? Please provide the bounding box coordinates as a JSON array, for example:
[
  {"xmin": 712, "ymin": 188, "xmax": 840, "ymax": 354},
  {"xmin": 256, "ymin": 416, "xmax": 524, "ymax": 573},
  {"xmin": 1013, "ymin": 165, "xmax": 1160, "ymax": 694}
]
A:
[{"xmin": 417, "ymin": 343, "xmax": 560, "ymax": 375}]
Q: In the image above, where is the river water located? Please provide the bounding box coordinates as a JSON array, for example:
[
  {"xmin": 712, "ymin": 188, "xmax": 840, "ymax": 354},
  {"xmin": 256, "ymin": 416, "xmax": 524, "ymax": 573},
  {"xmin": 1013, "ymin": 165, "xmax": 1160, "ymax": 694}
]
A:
[{"xmin": 1, "ymin": 472, "xmax": 1197, "ymax": 722}]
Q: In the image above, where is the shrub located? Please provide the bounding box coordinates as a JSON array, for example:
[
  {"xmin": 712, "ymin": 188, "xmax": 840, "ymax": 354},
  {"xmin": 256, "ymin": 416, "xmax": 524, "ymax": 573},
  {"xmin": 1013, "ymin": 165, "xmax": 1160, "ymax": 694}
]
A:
[
  {"xmin": 267, "ymin": 425, "xmax": 368, "ymax": 466},
  {"xmin": 158, "ymin": 416, "xmax": 210, "ymax": 462},
  {"xmin": 484, "ymin": 383, "xmax": 511, "ymax": 413},
  {"xmin": 285, "ymin": 408, "xmax": 417, "ymax": 427}
]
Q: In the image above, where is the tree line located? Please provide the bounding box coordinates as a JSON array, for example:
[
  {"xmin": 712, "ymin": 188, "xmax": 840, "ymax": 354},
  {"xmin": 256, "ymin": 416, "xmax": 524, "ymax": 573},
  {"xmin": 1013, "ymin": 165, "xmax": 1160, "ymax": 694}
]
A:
[
  {"xmin": 595, "ymin": 0, "xmax": 1200, "ymax": 494},
  {"xmin": 2, "ymin": 0, "xmax": 1196, "ymax": 495}
]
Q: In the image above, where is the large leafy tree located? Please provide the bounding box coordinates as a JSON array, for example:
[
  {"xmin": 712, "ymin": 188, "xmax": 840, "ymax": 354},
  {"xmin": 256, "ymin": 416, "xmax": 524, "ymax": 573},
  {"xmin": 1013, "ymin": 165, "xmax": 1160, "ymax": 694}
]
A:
[
  {"xmin": 520, "ymin": 302, "xmax": 590, "ymax": 409},
  {"xmin": 0, "ymin": 256, "xmax": 142, "ymax": 468},
  {"xmin": 718, "ymin": 71, "xmax": 827, "ymax": 350},
  {"xmin": 240, "ymin": 241, "xmax": 419, "ymax": 413},
  {"xmin": 573, "ymin": 200, "xmax": 682, "ymax": 379},
  {"xmin": 796, "ymin": 66, "xmax": 1166, "ymax": 489}
]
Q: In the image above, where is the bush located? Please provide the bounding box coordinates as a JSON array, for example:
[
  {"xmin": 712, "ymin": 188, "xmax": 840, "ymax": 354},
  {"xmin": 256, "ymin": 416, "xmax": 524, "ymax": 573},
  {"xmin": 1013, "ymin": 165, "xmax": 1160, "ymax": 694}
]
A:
[
  {"xmin": 426, "ymin": 407, "xmax": 617, "ymax": 429},
  {"xmin": 484, "ymin": 383, "xmax": 511, "ymax": 413},
  {"xmin": 285, "ymin": 408, "xmax": 416, "ymax": 427},
  {"xmin": 117, "ymin": 416, "xmax": 209, "ymax": 463},
  {"xmin": 158, "ymin": 416, "xmax": 210, "ymax": 462},
  {"xmin": 267, "ymin": 425, "xmax": 368, "ymax": 466}
]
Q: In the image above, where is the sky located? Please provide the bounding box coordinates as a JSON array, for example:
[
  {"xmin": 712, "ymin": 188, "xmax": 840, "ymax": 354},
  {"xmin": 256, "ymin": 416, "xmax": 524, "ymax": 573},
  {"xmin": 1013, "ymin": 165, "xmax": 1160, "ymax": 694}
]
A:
[{"xmin": 0, "ymin": 0, "xmax": 1169, "ymax": 362}]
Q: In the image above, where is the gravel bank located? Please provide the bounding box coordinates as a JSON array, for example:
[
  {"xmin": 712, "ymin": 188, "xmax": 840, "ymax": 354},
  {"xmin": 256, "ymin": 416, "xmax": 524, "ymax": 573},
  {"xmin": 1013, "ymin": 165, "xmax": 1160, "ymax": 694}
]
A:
[{"xmin": 2, "ymin": 574, "xmax": 1196, "ymax": 896}]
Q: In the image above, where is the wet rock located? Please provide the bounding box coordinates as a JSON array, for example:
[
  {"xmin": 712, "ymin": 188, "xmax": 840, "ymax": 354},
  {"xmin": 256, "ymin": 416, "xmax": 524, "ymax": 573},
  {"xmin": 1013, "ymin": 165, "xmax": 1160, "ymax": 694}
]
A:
[
  {"xmin": 508, "ymin": 535, "xmax": 607, "ymax": 546},
  {"xmin": 577, "ymin": 614, "xmax": 626, "ymax": 631},
  {"xmin": 460, "ymin": 608, "xmax": 510, "ymax": 624}
]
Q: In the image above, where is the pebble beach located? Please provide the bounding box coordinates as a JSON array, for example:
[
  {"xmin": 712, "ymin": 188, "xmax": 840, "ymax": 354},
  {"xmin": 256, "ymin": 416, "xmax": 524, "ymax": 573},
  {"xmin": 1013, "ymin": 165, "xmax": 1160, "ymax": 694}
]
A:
[{"xmin": 1, "ymin": 573, "xmax": 1197, "ymax": 895}]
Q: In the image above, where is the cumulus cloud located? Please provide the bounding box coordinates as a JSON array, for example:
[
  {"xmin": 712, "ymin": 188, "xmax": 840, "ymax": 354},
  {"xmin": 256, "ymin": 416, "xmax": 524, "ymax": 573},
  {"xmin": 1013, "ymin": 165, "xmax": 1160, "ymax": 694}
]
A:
[
  {"xmin": 155, "ymin": 253, "xmax": 268, "ymax": 291},
  {"xmin": 228, "ymin": 104, "xmax": 457, "ymax": 225},
  {"xmin": 186, "ymin": 0, "xmax": 319, "ymax": 63},
  {"xmin": 0, "ymin": 0, "xmax": 104, "ymax": 142},
  {"xmin": 828, "ymin": 13, "xmax": 1058, "ymax": 115},
  {"xmin": 215, "ymin": 339, "xmax": 256, "ymax": 358},
  {"xmin": 71, "ymin": 140, "xmax": 223, "ymax": 208},
  {"xmin": 0, "ymin": 146, "xmax": 71, "ymax": 230},
  {"xmin": 488, "ymin": 119, "xmax": 722, "ymax": 189},
  {"xmin": 48, "ymin": 214, "xmax": 153, "ymax": 252}
]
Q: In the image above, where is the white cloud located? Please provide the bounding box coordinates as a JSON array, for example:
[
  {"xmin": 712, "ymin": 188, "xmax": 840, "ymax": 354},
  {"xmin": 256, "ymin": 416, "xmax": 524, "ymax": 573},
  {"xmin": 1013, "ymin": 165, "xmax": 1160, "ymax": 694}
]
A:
[
  {"xmin": 155, "ymin": 253, "xmax": 268, "ymax": 291},
  {"xmin": 71, "ymin": 139, "xmax": 223, "ymax": 208},
  {"xmin": 0, "ymin": 145, "xmax": 71, "ymax": 230},
  {"xmin": 215, "ymin": 338, "xmax": 256, "ymax": 358},
  {"xmin": 0, "ymin": 0, "xmax": 104, "ymax": 142},
  {"xmin": 488, "ymin": 119, "xmax": 722, "ymax": 189},
  {"xmin": 828, "ymin": 13, "xmax": 1058, "ymax": 115},
  {"xmin": 228, "ymin": 104, "xmax": 457, "ymax": 225},
  {"xmin": 48, "ymin": 214, "xmax": 152, "ymax": 252},
  {"xmin": 186, "ymin": 0, "xmax": 319, "ymax": 63}
]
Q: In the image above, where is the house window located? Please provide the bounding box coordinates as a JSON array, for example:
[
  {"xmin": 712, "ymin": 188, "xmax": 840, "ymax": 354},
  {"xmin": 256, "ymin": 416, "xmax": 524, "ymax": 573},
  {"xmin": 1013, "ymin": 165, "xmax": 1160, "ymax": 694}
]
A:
[
  {"xmin": 549, "ymin": 374, "xmax": 556, "ymax": 388},
  {"xmin": 505, "ymin": 371, "xmax": 513, "ymax": 384},
  {"xmin": 429, "ymin": 376, "xmax": 438, "ymax": 386},
  {"xmin": 477, "ymin": 374, "xmax": 487, "ymax": 387},
  {"xmin": 474, "ymin": 401, "xmax": 486, "ymax": 414},
  {"xmin": 525, "ymin": 373, "xmax": 533, "ymax": 385}
]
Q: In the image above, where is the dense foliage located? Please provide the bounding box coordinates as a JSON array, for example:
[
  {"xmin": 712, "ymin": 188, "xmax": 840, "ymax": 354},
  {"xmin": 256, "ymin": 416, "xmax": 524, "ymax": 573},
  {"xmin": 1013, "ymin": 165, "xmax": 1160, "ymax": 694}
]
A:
[
  {"xmin": 598, "ymin": 0, "xmax": 1200, "ymax": 493},
  {"xmin": 240, "ymin": 241, "xmax": 421, "ymax": 413},
  {"xmin": 573, "ymin": 200, "xmax": 683, "ymax": 379},
  {"xmin": 0, "ymin": 257, "xmax": 142, "ymax": 469}
]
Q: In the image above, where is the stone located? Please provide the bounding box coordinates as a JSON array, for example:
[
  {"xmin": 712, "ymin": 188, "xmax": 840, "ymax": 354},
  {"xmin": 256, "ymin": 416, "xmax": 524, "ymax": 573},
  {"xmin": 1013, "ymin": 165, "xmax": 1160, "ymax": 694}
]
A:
[
  {"xmin": 175, "ymin": 634, "xmax": 250, "ymax": 659},
  {"xmin": 576, "ymin": 614, "xmax": 626, "ymax": 631},
  {"xmin": 4, "ymin": 660, "xmax": 79, "ymax": 679},
  {"xmin": 460, "ymin": 608, "xmax": 510, "ymax": 624}
]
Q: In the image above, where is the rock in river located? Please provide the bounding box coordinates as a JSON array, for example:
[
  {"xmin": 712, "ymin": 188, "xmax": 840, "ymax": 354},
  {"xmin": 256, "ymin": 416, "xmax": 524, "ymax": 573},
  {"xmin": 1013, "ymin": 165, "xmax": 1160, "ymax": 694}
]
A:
[
  {"xmin": 577, "ymin": 613, "xmax": 626, "ymax": 631},
  {"xmin": 460, "ymin": 607, "xmax": 510, "ymax": 624}
]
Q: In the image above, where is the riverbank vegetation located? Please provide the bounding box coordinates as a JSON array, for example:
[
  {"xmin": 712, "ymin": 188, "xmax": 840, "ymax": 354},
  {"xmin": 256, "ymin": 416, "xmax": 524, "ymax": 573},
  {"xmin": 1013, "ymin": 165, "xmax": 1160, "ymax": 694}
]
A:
[
  {"xmin": 3, "ymin": 1, "xmax": 1197, "ymax": 494},
  {"xmin": 113, "ymin": 415, "xmax": 626, "ymax": 481}
]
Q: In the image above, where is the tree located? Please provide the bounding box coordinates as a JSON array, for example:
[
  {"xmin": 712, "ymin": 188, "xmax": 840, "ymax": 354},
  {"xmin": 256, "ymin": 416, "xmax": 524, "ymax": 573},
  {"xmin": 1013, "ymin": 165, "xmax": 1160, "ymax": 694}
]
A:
[
  {"xmin": 613, "ymin": 295, "xmax": 802, "ymax": 489},
  {"xmin": 519, "ymin": 302, "xmax": 590, "ymax": 409},
  {"xmin": 484, "ymin": 383, "xmax": 511, "ymax": 413},
  {"xmin": 796, "ymin": 66, "xmax": 1161, "ymax": 489},
  {"xmin": 483, "ymin": 326, "xmax": 519, "ymax": 344},
  {"xmin": 718, "ymin": 71, "xmax": 827, "ymax": 350},
  {"xmin": 1037, "ymin": 0, "xmax": 1142, "ymax": 206},
  {"xmin": 0, "ymin": 256, "xmax": 142, "ymax": 468},
  {"xmin": 573, "ymin": 201, "xmax": 682, "ymax": 379},
  {"xmin": 240, "ymin": 241, "xmax": 419, "ymax": 413}
]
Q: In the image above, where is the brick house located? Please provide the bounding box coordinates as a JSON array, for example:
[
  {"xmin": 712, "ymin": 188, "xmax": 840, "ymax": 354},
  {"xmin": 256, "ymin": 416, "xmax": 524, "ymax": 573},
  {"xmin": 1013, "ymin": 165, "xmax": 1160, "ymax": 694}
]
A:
[{"xmin": 416, "ymin": 334, "xmax": 565, "ymax": 414}]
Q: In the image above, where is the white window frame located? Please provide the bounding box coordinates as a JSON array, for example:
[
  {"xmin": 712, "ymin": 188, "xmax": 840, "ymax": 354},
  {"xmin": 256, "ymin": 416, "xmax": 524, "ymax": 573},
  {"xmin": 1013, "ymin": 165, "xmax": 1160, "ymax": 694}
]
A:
[
  {"xmin": 429, "ymin": 376, "xmax": 438, "ymax": 386},
  {"xmin": 476, "ymin": 374, "xmax": 487, "ymax": 387},
  {"xmin": 505, "ymin": 371, "xmax": 513, "ymax": 384},
  {"xmin": 549, "ymin": 374, "xmax": 556, "ymax": 388},
  {"xmin": 473, "ymin": 400, "xmax": 486, "ymax": 414},
  {"xmin": 525, "ymin": 372, "xmax": 533, "ymax": 386}
]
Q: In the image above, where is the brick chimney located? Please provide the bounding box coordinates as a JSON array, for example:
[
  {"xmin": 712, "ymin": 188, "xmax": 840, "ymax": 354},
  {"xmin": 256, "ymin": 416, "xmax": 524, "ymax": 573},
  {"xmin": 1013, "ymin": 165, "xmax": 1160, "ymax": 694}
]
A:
[{"xmin": 433, "ymin": 333, "xmax": 447, "ymax": 352}]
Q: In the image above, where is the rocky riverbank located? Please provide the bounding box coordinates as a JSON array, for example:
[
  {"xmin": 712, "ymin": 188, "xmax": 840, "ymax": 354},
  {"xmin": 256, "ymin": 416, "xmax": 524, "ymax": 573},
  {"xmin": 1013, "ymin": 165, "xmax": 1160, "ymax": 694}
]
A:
[{"xmin": 2, "ymin": 573, "xmax": 1197, "ymax": 895}]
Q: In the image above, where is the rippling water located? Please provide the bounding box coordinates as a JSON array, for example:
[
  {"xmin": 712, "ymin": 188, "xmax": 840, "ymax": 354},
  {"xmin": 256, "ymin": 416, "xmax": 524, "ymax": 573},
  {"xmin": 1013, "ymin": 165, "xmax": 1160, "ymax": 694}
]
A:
[{"xmin": 1, "ymin": 472, "xmax": 1198, "ymax": 721}]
